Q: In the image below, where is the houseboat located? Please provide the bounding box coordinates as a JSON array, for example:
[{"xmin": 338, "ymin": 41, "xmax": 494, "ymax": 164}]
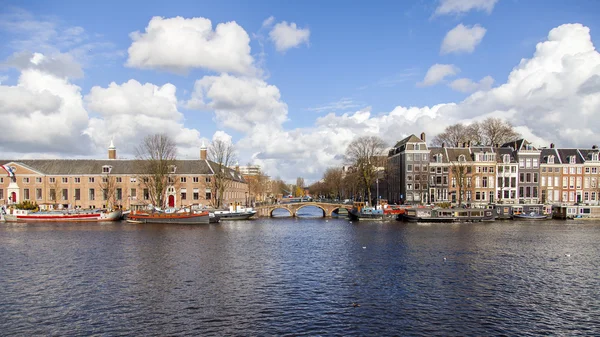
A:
[
  {"xmin": 400, "ymin": 207, "xmax": 495, "ymax": 223},
  {"xmin": 492, "ymin": 204, "xmax": 552, "ymax": 220},
  {"xmin": 4, "ymin": 209, "xmax": 122, "ymax": 222},
  {"xmin": 348, "ymin": 201, "xmax": 399, "ymax": 221},
  {"xmin": 552, "ymin": 204, "xmax": 600, "ymax": 220}
]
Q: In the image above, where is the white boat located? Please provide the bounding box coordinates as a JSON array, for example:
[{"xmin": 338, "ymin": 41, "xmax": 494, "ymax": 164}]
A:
[
  {"xmin": 4, "ymin": 209, "xmax": 122, "ymax": 222},
  {"xmin": 513, "ymin": 212, "xmax": 548, "ymax": 220},
  {"xmin": 213, "ymin": 205, "xmax": 257, "ymax": 220}
]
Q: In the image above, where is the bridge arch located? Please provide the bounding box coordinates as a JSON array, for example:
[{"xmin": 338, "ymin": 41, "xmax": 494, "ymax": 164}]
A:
[
  {"xmin": 269, "ymin": 206, "xmax": 293, "ymax": 217},
  {"xmin": 295, "ymin": 204, "xmax": 327, "ymax": 217}
]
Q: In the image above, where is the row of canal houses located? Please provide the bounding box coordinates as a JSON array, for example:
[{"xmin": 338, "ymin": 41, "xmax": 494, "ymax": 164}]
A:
[{"xmin": 387, "ymin": 133, "xmax": 600, "ymax": 207}]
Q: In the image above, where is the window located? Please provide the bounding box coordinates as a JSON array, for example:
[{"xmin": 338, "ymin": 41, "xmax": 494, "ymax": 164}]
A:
[
  {"xmin": 74, "ymin": 177, "xmax": 81, "ymax": 183},
  {"xmin": 205, "ymin": 177, "xmax": 211, "ymax": 183},
  {"xmin": 526, "ymin": 159, "xmax": 531, "ymax": 168},
  {"xmin": 576, "ymin": 177, "xmax": 582, "ymax": 189},
  {"xmin": 498, "ymin": 177, "xmax": 503, "ymax": 187},
  {"xmin": 467, "ymin": 177, "xmax": 472, "ymax": 188},
  {"xmin": 168, "ymin": 177, "xmax": 174, "ymax": 184},
  {"xmin": 89, "ymin": 189, "xmax": 95, "ymax": 201},
  {"xmin": 414, "ymin": 165, "xmax": 420, "ymax": 172},
  {"xmin": 193, "ymin": 177, "xmax": 199, "ymax": 183},
  {"xmin": 144, "ymin": 189, "xmax": 149, "ymax": 200},
  {"xmin": 407, "ymin": 184, "xmax": 413, "ymax": 190},
  {"xmin": 414, "ymin": 153, "xmax": 421, "ymax": 161},
  {"xmin": 443, "ymin": 176, "xmax": 448, "ymax": 185},
  {"xmin": 548, "ymin": 176, "xmax": 553, "ymax": 187},
  {"xmin": 458, "ymin": 155, "xmax": 466, "ymax": 162},
  {"xmin": 24, "ymin": 188, "xmax": 30, "ymax": 200},
  {"xmin": 569, "ymin": 177, "xmax": 575, "ymax": 189},
  {"xmin": 503, "ymin": 154, "xmax": 510, "ymax": 164},
  {"xmin": 36, "ymin": 188, "xmax": 42, "ymax": 200},
  {"xmin": 181, "ymin": 177, "xmax": 187, "ymax": 183},
  {"xmin": 407, "ymin": 175, "xmax": 413, "ymax": 181},
  {"xmin": 62, "ymin": 189, "xmax": 68, "ymax": 200},
  {"xmin": 49, "ymin": 189, "xmax": 56, "ymax": 201},
  {"xmin": 89, "ymin": 177, "xmax": 95, "ymax": 183},
  {"xmin": 533, "ymin": 158, "xmax": 539, "ymax": 168},
  {"xmin": 169, "ymin": 165, "xmax": 177, "ymax": 173},
  {"xmin": 193, "ymin": 189, "xmax": 199, "ymax": 200},
  {"xmin": 407, "ymin": 164, "xmax": 413, "ymax": 172},
  {"xmin": 62, "ymin": 177, "xmax": 68, "ymax": 183},
  {"xmin": 103, "ymin": 189, "xmax": 108, "ymax": 201},
  {"xmin": 143, "ymin": 177, "xmax": 149, "ymax": 183},
  {"xmin": 130, "ymin": 188, "xmax": 137, "ymax": 199},
  {"xmin": 569, "ymin": 156, "xmax": 576, "ymax": 164},
  {"xmin": 451, "ymin": 177, "xmax": 456, "ymax": 187},
  {"xmin": 23, "ymin": 177, "xmax": 30, "ymax": 183},
  {"xmin": 585, "ymin": 167, "xmax": 590, "ymax": 174},
  {"xmin": 482, "ymin": 176, "xmax": 488, "ymax": 188},
  {"xmin": 181, "ymin": 192, "xmax": 187, "ymax": 200},
  {"xmin": 593, "ymin": 153, "xmax": 599, "ymax": 161},
  {"xmin": 116, "ymin": 177, "xmax": 122, "ymax": 183},
  {"xmin": 0, "ymin": 178, "xmax": 3, "ymax": 184},
  {"xmin": 542, "ymin": 176, "xmax": 546, "ymax": 187},
  {"xmin": 533, "ymin": 173, "xmax": 538, "ymax": 183},
  {"xmin": 0, "ymin": 189, "xmax": 3, "ymax": 200},
  {"xmin": 74, "ymin": 188, "xmax": 81, "ymax": 201},
  {"xmin": 102, "ymin": 177, "xmax": 108, "ymax": 183},
  {"xmin": 562, "ymin": 177, "xmax": 568, "ymax": 188},
  {"xmin": 36, "ymin": 177, "xmax": 42, "ymax": 183},
  {"xmin": 116, "ymin": 188, "xmax": 122, "ymax": 200},
  {"xmin": 577, "ymin": 167, "xmax": 582, "ymax": 174},
  {"xmin": 443, "ymin": 167, "xmax": 449, "ymax": 173},
  {"xmin": 520, "ymin": 173, "xmax": 525, "ymax": 183},
  {"xmin": 130, "ymin": 177, "xmax": 137, "ymax": 183},
  {"xmin": 593, "ymin": 168, "xmax": 598, "ymax": 174},
  {"xmin": 407, "ymin": 154, "xmax": 413, "ymax": 161},
  {"xmin": 475, "ymin": 177, "xmax": 480, "ymax": 188},
  {"xmin": 102, "ymin": 165, "xmax": 112, "ymax": 173},
  {"xmin": 519, "ymin": 158, "xmax": 525, "ymax": 168},
  {"xmin": 422, "ymin": 154, "xmax": 428, "ymax": 161},
  {"xmin": 205, "ymin": 192, "xmax": 212, "ymax": 200},
  {"xmin": 430, "ymin": 167, "xmax": 436, "ymax": 173}
]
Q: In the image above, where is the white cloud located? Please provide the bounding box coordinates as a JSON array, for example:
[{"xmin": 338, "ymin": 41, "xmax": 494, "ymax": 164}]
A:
[
  {"xmin": 4, "ymin": 51, "xmax": 84, "ymax": 79},
  {"xmin": 441, "ymin": 23, "xmax": 486, "ymax": 54},
  {"xmin": 85, "ymin": 79, "xmax": 202, "ymax": 157},
  {"xmin": 308, "ymin": 98, "xmax": 363, "ymax": 112},
  {"xmin": 262, "ymin": 16, "xmax": 275, "ymax": 28},
  {"xmin": 269, "ymin": 21, "xmax": 310, "ymax": 52},
  {"xmin": 0, "ymin": 68, "xmax": 93, "ymax": 155},
  {"xmin": 245, "ymin": 23, "xmax": 600, "ymax": 183},
  {"xmin": 434, "ymin": 0, "xmax": 499, "ymax": 16},
  {"xmin": 126, "ymin": 16, "xmax": 256, "ymax": 75},
  {"xmin": 449, "ymin": 75, "xmax": 494, "ymax": 93},
  {"xmin": 418, "ymin": 64, "xmax": 460, "ymax": 86},
  {"xmin": 186, "ymin": 74, "xmax": 288, "ymax": 132}
]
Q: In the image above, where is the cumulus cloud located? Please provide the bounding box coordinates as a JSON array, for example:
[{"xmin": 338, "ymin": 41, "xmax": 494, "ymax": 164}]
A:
[
  {"xmin": 434, "ymin": 0, "xmax": 499, "ymax": 16},
  {"xmin": 243, "ymin": 23, "xmax": 600, "ymax": 182},
  {"xmin": 449, "ymin": 75, "xmax": 494, "ymax": 93},
  {"xmin": 269, "ymin": 21, "xmax": 310, "ymax": 52},
  {"xmin": 186, "ymin": 74, "xmax": 288, "ymax": 132},
  {"xmin": 441, "ymin": 23, "xmax": 486, "ymax": 54},
  {"xmin": 418, "ymin": 64, "xmax": 460, "ymax": 86},
  {"xmin": 126, "ymin": 16, "xmax": 256, "ymax": 75},
  {"xmin": 0, "ymin": 68, "xmax": 93, "ymax": 155},
  {"xmin": 4, "ymin": 51, "xmax": 84, "ymax": 79},
  {"xmin": 85, "ymin": 79, "xmax": 202, "ymax": 157}
]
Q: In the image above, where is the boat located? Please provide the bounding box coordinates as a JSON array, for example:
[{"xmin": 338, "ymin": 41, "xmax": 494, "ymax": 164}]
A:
[
  {"xmin": 348, "ymin": 201, "xmax": 398, "ymax": 221},
  {"xmin": 400, "ymin": 207, "xmax": 495, "ymax": 223},
  {"xmin": 213, "ymin": 205, "xmax": 257, "ymax": 220},
  {"xmin": 513, "ymin": 212, "xmax": 548, "ymax": 220},
  {"xmin": 3, "ymin": 209, "xmax": 122, "ymax": 222},
  {"xmin": 127, "ymin": 209, "xmax": 211, "ymax": 224}
]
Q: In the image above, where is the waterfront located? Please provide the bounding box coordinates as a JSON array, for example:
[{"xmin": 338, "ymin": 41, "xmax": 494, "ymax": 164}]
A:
[{"xmin": 1, "ymin": 215, "xmax": 600, "ymax": 335}]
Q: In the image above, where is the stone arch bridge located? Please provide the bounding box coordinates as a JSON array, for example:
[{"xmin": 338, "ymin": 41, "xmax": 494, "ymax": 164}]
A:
[{"xmin": 255, "ymin": 202, "xmax": 352, "ymax": 217}]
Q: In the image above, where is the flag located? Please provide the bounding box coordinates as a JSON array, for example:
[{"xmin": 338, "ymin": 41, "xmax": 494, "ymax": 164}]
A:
[{"xmin": 1, "ymin": 165, "xmax": 15, "ymax": 178}]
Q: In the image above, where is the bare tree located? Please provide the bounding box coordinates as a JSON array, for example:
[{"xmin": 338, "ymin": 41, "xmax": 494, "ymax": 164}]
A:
[
  {"xmin": 135, "ymin": 134, "xmax": 178, "ymax": 209},
  {"xmin": 480, "ymin": 117, "xmax": 520, "ymax": 146},
  {"xmin": 450, "ymin": 161, "xmax": 469, "ymax": 206},
  {"xmin": 98, "ymin": 174, "xmax": 117, "ymax": 209},
  {"xmin": 345, "ymin": 136, "xmax": 386, "ymax": 205},
  {"xmin": 431, "ymin": 124, "xmax": 470, "ymax": 147},
  {"xmin": 208, "ymin": 139, "xmax": 237, "ymax": 208},
  {"xmin": 323, "ymin": 167, "xmax": 343, "ymax": 199},
  {"xmin": 246, "ymin": 168, "xmax": 269, "ymax": 203}
]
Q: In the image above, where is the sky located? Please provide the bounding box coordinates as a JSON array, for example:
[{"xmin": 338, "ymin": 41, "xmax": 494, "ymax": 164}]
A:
[{"xmin": 1, "ymin": 0, "xmax": 600, "ymax": 183}]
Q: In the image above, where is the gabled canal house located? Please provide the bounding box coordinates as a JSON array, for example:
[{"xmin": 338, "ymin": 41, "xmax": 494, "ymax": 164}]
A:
[
  {"xmin": 0, "ymin": 142, "xmax": 249, "ymax": 209},
  {"xmin": 495, "ymin": 147, "xmax": 518, "ymax": 204},
  {"xmin": 470, "ymin": 146, "xmax": 497, "ymax": 207},
  {"xmin": 540, "ymin": 145, "xmax": 562, "ymax": 204},
  {"xmin": 428, "ymin": 145, "xmax": 450, "ymax": 204},
  {"xmin": 556, "ymin": 147, "xmax": 586, "ymax": 204},
  {"xmin": 445, "ymin": 146, "xmax": 474, "ymax": 205},
  {"xmin": 503, "ymin": 139, "xmax": 541, "ymax": 204},
  {"xmin": 580, "ymin": 146, "xmax": 600, "ymax": 205},
  {"xmin": 387, "ymin": 133, "xmax": 429, "ymax": 204}
]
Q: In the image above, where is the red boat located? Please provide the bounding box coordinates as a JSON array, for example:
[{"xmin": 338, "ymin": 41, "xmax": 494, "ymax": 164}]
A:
[{"xmin": 4, "ymin": 209, "xmax": 122, "ymax": 222}]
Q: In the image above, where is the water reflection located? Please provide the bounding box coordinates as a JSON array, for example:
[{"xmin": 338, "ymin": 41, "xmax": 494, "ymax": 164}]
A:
[{"xmin": 1, "ymin": 219, "xmax": 599, "ymax": 335}]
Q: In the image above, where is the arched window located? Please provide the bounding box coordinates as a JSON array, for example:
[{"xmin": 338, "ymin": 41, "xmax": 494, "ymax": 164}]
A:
[{"xmin": 458, "ymin": 155, "xmax": 466, "ymax": 162}]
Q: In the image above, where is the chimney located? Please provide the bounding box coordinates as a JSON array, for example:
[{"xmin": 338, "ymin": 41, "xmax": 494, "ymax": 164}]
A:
[
  {"xmin": 420, "ymin": 132, "xmax": 426, "ymax": 142},
  {"xmin": 200, "ymin": 141, "xmax": 207, "ymax": 160},
  {"xmin": 235, "ymin": 161, "xmax": 240, "ymax": 172},
  {"xmin": 108, "ymin": 139, "xmax": 116, "ymax": 160},
  {"xmin": 550, "ymin": 143, "xmax": 555, "ymax": 149},
  {"xmin": 442, "ymin": 142, "xmax": 446, "ymax": 148}
]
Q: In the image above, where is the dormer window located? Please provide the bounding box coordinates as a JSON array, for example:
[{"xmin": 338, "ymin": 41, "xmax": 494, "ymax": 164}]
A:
[
  {"xmin": 548, "ymin": 155, "xmax": 554, "ymax": 164},
  {"xmin": 435, "ymin": 154, "xmax": 442, "ymax": 163},
  {"xmin": 503, "ymin": 154, "xmax": 510, "ymax": 164},
  {"xmin": 169, "ymin": 165, "xmax": 177, "ymax": 174},
  {"xmin": 102, "ymin": 165, "xmax": 112, "ymax": 174},
  {"xmin": 458, "ymin": 155, "xmax": 466, "ymax": 162},
  {"xmin": 593, "ymin": 153, "xmax": 599, "ymax": 161},
  {"xmin": 569, "ymin": 156, "xmax": 576, "ymax": 164}
]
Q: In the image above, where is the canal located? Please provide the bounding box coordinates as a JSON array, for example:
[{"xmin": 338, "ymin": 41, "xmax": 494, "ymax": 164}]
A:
[{"xmin": 1, "ymin": 214, "xmax": 599, "ymax": 335}]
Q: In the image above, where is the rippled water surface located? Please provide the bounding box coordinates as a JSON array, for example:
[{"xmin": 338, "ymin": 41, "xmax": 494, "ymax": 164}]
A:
[{"xmin": 2, "ymin": 215, "xmax": 600, "ymax": 336}]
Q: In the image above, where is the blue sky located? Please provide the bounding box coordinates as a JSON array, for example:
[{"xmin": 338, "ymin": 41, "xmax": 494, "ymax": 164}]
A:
[{"xmin": 1, "ymin": 0, "xmax": 600, "ymax": 182}]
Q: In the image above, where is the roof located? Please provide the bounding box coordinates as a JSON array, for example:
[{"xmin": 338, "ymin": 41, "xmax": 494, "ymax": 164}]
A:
[
  {"xmin": 393, "ymin": 134, "xmax": 424, "ymax": 148},
  {"xmin": 495, "ymin": 147, "xmax": 517, "ymax": 163},
  {"xmin": 555, "ymin": 149, "xmax": 585, "ymax": 164},
  {"xmin": 540, "ymin": 148, "xmax": 562, "ymax": 164},
  {"xmin": 502, "ymin": 139, "xmax": 538, "ymax": 151},
  {"xmin": 429, "ymin": 147, "xmax": 449, "ymax": 163},
  {"xmin": 0, "ymin": 159, "xmax": 246, "ymax": 182},
  {"xmin": 445, "ymin": 148, "xmax": 473, "ymax": 162}
]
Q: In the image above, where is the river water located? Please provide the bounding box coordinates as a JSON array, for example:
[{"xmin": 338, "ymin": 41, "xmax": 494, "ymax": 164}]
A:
[{"xmin": 1, "ymin": 209, "xmax": 600, "ymax": 336}]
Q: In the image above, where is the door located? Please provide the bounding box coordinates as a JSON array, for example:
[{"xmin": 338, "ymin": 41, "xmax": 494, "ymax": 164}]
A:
[
  {"xmin": 168, "ymin": 195, "xmax": 175, "ymax": 207},
  {"xmin": 11, "ymin": 192, "xmax": 16, "ymax": 204}
]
